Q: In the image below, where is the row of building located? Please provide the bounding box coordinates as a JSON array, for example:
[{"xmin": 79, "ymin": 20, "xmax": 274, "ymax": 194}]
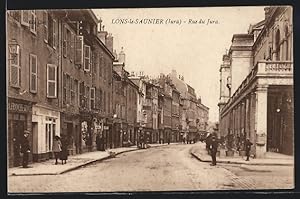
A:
[
  {"xmin": 7, "ymin": 9, "xmax": 209, "ymax": 167},
  {"xmin": 218, "ymin": 6, "xmax": 293, "ymax": 158}
]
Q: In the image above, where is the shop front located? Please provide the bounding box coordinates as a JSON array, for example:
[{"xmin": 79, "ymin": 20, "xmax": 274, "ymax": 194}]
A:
[
  {"xmin": 61, "ymin": 112, "xmax": 80, "ymax": 155},
  {"xmin": 8, "ymin": 98, "xmax": 33, "ymax": 167},
  {"xmin": 31, "ymin": 105, "xmax": 60, "ymax": 162}
]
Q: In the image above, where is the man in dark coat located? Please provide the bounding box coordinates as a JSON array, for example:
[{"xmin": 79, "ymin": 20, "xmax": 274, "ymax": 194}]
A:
[
  {"xmin": 245, "ymin": 138, "xmax": 253, "ymax": 161},
  {"xmin": 21, "ymin": 130, "xmax": 30, "ymax": 168},
  {"xmin": 210, "ymin": 136, "xmax": 218, "ymax": 166}
]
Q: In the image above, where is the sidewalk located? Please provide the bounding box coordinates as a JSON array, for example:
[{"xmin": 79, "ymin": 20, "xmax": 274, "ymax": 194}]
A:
[
  {"xmin": 190, "ymin": 142, "xmax": 294, "ymax": 166},
  {"xmin": 8, "ymin": 143, "xmax": 173, "ymax": 176}
]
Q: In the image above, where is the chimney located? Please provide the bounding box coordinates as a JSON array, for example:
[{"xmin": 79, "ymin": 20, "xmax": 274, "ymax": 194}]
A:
[
  {"xmin": 97, "ymin": 24, "xmax": 108, "ymax": 44},
  {"xmin": 105, "ymin": 33, "xmax": 113, "ymax": 53},
  {"xmin": 119, "ymin": 47, "xmax": 125, "ymax": 64},
  {"xmin": 113, "ymin": 50, "xmax": 118, "ymax": 61}
]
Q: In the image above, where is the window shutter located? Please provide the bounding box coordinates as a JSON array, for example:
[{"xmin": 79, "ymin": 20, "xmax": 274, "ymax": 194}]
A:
[
  {"xmin": 47, "ymin": 64, "xmax": 57, "ymax": 98},
  {"xmin": 63, "ymin": 25, "xmax": 67, "ymax": 57},
  {"xmin": 43, "ymin": 11, "xmax": 48, "ymax": 43},
  {"xmin": 90, "ymin": 87, "xmax": 95, "ymax": 109},
  {"xmin": 30, "ymin": 54, "xmax": 37, "ymax": 93},
  {"xmin": 29, "ymin": 10, "xmax": 37, "ymax": 34},
  {"xmin": 21, "ymin": 10, "xmax": 29, "ymax": 26},
  {"xmin": 53, "ymin": 19, "xmax": 58, "ymax": 49},
  {"xmin": 70, "ymin": 32, "xmax": 74, "ymax": 62},
  {"xmin": 75, "ymin": 36, "xmax": 84, "ymax": 65},
  {"xmin": 84, "ymin": 45, "xmax": 91, "ymax": 71},
  {"xmin": 10, "ymin": 46, "xmax": 20, "ymax": 87}
]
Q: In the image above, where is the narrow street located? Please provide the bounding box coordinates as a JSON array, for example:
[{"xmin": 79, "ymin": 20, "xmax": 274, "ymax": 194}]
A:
[{"xmin": 8, "ymin": 144, "xmax": 275, "ymax": 193}]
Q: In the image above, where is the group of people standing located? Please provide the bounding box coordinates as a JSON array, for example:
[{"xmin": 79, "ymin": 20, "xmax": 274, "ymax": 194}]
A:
[
  {"xmin": 205, "ymin": 132, "xmax": 253, "ymax": 166},
  {"xmin": 20, "ymin": 130, "xmax": 69, "ymax": 168}
]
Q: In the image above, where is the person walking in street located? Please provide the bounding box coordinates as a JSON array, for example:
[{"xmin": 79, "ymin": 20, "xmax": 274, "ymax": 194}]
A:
[
  {"xmin": 210, "ymin": 135, "xmax": 218, "ymax": 166},
  {"xmin": 60, "ymin": 135, "xmax": 69, "ymax": 164},
  {"xmin": 20, "ymin": 130, "xmax": 31, "ymax": 168},
  {"xmin": 245, "ymin": 138, "xmax": 253, "ymax": 161},
  {"xmin": 52, "ymin": 135, "xmax": 62, "ymax": 165}
]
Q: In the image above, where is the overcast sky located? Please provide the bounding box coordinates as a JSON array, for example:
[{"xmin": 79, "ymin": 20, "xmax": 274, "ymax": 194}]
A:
[{"xmin": 93, "ymin": 7, "xmax": 265, "ymax": 122}]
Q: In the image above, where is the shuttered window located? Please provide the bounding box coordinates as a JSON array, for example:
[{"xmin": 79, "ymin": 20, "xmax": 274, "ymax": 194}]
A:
[
  {"xmin": 21, "ymin": 10, "xmax": 30, "ymax": 26},
  {"xmin": 53, "ymin": 19, "xmax": 58, "ymax": 49},
  {"xmin": 75, "ymin": 36, "xmax": 84, "ymax": 65},
  {"xmin": 29, "ymin": 54, "xmax": 37, "ymax": 93},
  {"xmin": 84, "ymin": 45, "xmax": 91, "ymax": 72},
  {"xmin": 9, "ymin": 46, "xmax": 21, "ymax": 87},
  {"xmin": 47, "ymin": 64, "xmax": 57, "ymax": 98},
  {"xmin": 29, "ymin": 10, "xmax": 37, "ymax": 34},
  {"xmin": 71, "ymin": 77, "xmax": 75, "ymax": 105},
  {"xmin": 79, "ymin": 81, "xmax": 85, "ymax": 107},
  {"xmin": 90, "ymin": 87, "xmax": 95, "ymax": 109},
  {"xmin": 63, "ymin": 73, "xmax": 67, "ymax": 104},
  {"xmin": 43, "ymin": 11, "xmax": 48, "ymax": 43},
  {"xmin": 63, "ymin": 25, "xmax": 67, "ymax": 57}
]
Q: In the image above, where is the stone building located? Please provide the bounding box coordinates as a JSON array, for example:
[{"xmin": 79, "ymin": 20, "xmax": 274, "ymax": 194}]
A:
[
  {"xmin": 218, "ymin": 6, "xmax": 293, "ymax": 157},
  {"xmin": 7, "ymin": 9, "xmax": 115, "ymax": 167}
]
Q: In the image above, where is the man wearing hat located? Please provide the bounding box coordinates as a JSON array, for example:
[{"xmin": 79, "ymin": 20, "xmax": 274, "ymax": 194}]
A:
[
  {"xmin": 21, "ymin": 130, "xmax": 31, "ymax": 168},
  {"xmin": 209, "ymin": 135, "xmax": 218, "ymax": 166},
  {"xmin": 245, "ymin": 138, "xmax": 253, "ymax": 161}
]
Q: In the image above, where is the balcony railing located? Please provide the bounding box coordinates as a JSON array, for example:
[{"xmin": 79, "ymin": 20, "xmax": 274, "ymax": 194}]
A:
[
  {"xmin": 221, "ymin": 61, "xmax": 293, "ymax": 115},
  {"xmin": 257, "ymin": 61, "xmax": 293, "ymax": 75}
]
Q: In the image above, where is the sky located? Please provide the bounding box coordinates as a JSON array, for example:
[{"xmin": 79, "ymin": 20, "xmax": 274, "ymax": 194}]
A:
[{"xmin": 93, "ymin": 7, "xmax": 265, "ymax": 122}]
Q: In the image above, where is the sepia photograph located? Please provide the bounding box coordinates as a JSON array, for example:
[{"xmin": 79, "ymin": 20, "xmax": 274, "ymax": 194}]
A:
[{"xmin": 6, "ymin": 5, "xmax": 294, "ymax": 193}]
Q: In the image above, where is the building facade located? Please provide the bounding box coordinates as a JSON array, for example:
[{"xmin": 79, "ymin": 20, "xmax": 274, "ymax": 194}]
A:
[
  {"xmin": 218, "ymin": 6, "xmax": 293, "ymax": 157},
  {"xmin": 7, "ymin": 9, "xmax": 115, "ymax": 167}
]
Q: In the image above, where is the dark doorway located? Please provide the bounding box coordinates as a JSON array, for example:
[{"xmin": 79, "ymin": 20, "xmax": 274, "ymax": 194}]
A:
[{"xmin": 12, "ymin": 120, "xmax": 26, "ymax": 167}]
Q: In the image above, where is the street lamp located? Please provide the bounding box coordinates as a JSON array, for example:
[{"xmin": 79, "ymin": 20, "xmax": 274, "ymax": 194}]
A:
[{"xmin": 8, "ymin": 39, "xmax": 20, "ymax": 60}]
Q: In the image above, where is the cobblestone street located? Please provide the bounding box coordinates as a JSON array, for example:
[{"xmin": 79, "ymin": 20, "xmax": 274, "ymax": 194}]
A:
[{"xmin": 8, "ymin": 144, "xmax": 293, "ymax": 192}]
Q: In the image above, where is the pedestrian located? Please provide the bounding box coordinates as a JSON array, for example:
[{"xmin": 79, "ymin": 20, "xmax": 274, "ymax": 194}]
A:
[
  {"xmin": 20, "ymin": 130, "xmax": 31, "ymax": 168},
  {"xmin": 210, "ymin": 135, "xmax": 218, "ymax": 166},
  {"xmin": 52, "ymin": 135, "xmax": 62, "ymax": 165},
  {"xmin": 60, "ymin": 135, "xmax": 68, "ymax": 165},
  {"xmin": 245, "ymin": 138, "xmax": 253, "ymax": 161}
]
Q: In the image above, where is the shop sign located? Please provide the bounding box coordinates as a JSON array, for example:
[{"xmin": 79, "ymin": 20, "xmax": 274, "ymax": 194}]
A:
[{"xmin": 8, "ymin": 102, "xmax": 30, "ymax": 113}]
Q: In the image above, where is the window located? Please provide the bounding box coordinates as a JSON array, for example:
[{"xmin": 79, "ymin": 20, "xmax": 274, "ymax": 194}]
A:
[
  {"xmin": 48, "ymin": 15, "xmax": 58, "ymax": 49},
  {"xmin": 74, "ymin": 79, "xmax": 78, "ymax": 106},
  {"xmin": 45, "ymin": 117, "xmax": 56, "ymax": 152},
  {"xmin": 70, "ymin": 32, "xmax": 75, "ymax": 62},
  {"xmin": 103, "ymin": 58, "xmax": 107, "ymax": 80},
  {"xmin": 84, "ymin": 45, "xmax": 91, "ymax": 71},
  {"xmin": 9, "ymin": 45, "xmax": 21, "ymax": 87},
  {"xmin": 66, "ymin": 74, "xmax": 70, "ymax": 104},
  {"xmin": 79, "ymin": 82, "xmax": 84, "ymax": 107},
  {"xmin": 47, "ymin": 64, "xmax": 57, "ymax": 98},
  {"xmin": 43, "ymin": 11, "xmax": 48, "ymax": 43},
  {"xmin": 29, "ymin": 10, "xmax": 37, "ymax": 34},
  {"xmin": 103, "ymin": 91, "xmax": 106, "ymax": 113},
  {"xmin": 85, "ymin": 86, "xmax": 90, "ymax": 109},
  {"xmin": 21, "ymin": 10, "xmax": 30, "ymax": 26},
  {"xmin": 75, "ymin": 36, "xmax": 84, "ymax": 65},
  {"xmin": 63, "ymin": 25, "xmax": 67, "ymax": 57},
  {"xmin": 29, "ymin": 54, "xmax": 37, "ymax": 93},
  {"xmin": 90, "ymin": 87, "xmax": 95, "ymax": 109},
  {"xmin": 285, "ymin": 26, "xmax": 289, "ymax": 60},
  {"xmin": 71, "ymin": 77, "xmax": 75, "ymax": 105},
  {"xmin": 63, "ymin": 73, "xmax": 67, "ymax": 104},
  {"xmin": 275, "ymin": 30, "xmax": 281, "ymax": 61}
]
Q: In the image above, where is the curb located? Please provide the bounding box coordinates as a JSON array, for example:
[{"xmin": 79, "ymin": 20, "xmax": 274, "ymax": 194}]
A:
[
  {"xmin": 10, "ymin": 144, "xmax": 176, "ymax": 176},
  {"xmin": 190, "ymin": 152, "xmax": 294, "ymax": 166}
]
